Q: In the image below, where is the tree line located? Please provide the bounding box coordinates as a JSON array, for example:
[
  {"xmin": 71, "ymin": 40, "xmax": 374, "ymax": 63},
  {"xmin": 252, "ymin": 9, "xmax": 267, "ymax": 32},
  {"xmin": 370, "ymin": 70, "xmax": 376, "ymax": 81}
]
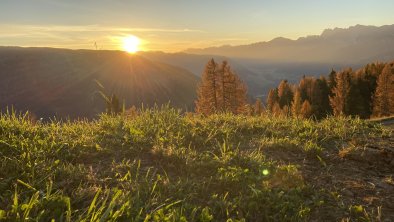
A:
[{"xmin": 195, "ymin": 59, "xmax": 394, "ymax": 119}]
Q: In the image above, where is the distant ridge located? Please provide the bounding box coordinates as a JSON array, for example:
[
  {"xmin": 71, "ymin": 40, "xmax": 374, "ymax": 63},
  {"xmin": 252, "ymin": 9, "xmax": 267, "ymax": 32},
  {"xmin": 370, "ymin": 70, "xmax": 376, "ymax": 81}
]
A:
[{"xmin": 185, "ymin": 24, "xmax": 394, "ymax": 64}]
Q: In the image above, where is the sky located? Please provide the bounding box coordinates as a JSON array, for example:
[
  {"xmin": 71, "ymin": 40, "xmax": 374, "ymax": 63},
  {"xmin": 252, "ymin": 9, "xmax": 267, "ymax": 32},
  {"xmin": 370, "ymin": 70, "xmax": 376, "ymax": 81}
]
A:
[{"xmin": 0, "ymin": 0, "xmax": 394, "ymax": 52}]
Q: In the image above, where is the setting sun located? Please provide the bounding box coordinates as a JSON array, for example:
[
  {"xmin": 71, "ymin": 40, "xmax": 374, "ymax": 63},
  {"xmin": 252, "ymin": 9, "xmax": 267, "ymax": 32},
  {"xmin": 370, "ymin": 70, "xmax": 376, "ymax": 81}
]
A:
[{"xmin": 122, "ymin": 35, "xmax": 140, "ymax": 53}]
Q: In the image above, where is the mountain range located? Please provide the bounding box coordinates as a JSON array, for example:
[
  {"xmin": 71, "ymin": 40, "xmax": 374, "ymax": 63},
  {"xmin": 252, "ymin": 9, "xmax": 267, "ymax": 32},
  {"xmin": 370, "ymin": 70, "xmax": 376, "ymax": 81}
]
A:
[{"xmin": 185, "ymin": 24, "xmax": 394, "ymax": 64}]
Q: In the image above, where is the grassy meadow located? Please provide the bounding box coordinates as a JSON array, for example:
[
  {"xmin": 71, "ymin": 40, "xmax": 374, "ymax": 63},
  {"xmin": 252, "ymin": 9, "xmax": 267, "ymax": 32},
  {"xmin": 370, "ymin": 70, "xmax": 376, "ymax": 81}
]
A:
[{"xmin": 0, "ymin": 106, "xmax": 392, "ymax": 221}]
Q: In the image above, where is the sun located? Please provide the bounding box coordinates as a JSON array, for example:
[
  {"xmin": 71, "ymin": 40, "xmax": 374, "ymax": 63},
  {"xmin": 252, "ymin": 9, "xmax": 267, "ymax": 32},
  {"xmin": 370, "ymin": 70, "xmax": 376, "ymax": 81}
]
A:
[{"xmin": 122, "ymin": 35, "xmax": 140, "ymax": 53}]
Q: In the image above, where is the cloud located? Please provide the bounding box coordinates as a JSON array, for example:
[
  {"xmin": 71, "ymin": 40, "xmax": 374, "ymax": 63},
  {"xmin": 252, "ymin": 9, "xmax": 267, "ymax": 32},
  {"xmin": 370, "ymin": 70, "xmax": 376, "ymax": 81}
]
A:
[{"xmin": 0, "ymin": 24, "xmax": 204, "ymax": 34}]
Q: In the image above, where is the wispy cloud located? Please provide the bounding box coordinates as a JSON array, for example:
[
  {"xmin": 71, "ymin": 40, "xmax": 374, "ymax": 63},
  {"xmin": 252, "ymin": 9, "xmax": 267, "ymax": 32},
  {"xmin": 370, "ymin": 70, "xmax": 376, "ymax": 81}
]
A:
[{"xmin": 0, "ymin": 24, "xmax": 204, "ymax": 34}]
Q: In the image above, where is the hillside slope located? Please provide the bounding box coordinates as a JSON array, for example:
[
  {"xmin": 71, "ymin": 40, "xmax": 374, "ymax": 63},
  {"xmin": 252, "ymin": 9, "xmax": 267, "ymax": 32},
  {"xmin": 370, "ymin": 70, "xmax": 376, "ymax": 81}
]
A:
[{"xmin": 0, "ymin": 47, "xmax": 199, "ymax": 119}]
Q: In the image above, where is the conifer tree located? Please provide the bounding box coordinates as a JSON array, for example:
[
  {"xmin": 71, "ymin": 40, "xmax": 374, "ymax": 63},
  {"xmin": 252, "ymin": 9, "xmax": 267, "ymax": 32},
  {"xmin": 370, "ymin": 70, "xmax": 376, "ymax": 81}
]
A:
[
  {"xmin": 373, "ymin": 64, "xmax": 393, "ymax": 117},
  {"xmin": 254, "ymin": 98, "xmax": 264, "ymax": 116},
  {"xmin": 356, "ymin": 70, "xmax": 377, "ymax": 118},
  {"xmin": 347, "ymin": 74, "xmax": 367, "ymax": 117},
  {"xmin": 299, "ymin": 76, "xmax": 314, "ymax": 102},
  {"xmin": 266, "ymin": 88, "xmax": 279, "ymax": 113},
  {"xmin": 281, "ymin": 105, "xmax": 290, "ymax": 117},
  {"xmin": 234, "ymin": 75, "xmax": 248, "ymax": 114},
  {"xmin": 328, "ymin": 69, "xmax": 337, "ymax": 96},
  {"xmin": 390, "ymin": 74, "xmax": 394, "ymax": 114},
  {"xmin": 272, "ymin": 103, "xmax": 282, "ymax": 117},
  {"xmin": 310, "ymin": 77, "xmax": 331, "ymax": 119},
  {"xmin": 278, "ymin": 80, "xmax": 293, "ymax": 108},
  {"xmin": 330, "ymin": 69, "xmax": 352, "ymax": 116},
  {"xmin": 195, "ymin": 59, "xmax": 219, "ymax": 115},
  {"xmin": 195, "ymin": 59, "xmax": 247, "ymax": 115},
  {"xmin": 291, "ymin": 89, "xmax": 302, "ymax": 118},
  {"xmin": 301, "ymin": 100, "xmax": 312, "ymax": 118}
]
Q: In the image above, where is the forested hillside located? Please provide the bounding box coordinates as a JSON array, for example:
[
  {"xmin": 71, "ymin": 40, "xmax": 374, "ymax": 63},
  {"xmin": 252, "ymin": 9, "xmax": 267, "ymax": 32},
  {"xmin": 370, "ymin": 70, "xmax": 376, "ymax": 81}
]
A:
[{"xmin": 265, "ymin": 61, "xmax": 394, "ymax": 119}]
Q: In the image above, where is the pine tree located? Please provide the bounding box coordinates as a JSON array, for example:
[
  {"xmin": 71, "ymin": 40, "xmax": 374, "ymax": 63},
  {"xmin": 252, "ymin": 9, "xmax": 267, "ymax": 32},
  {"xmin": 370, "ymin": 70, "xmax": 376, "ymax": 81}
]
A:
[
  {"xmin": 291, "ymin": 89, "xmax": 302, "ymax": 118},
  {"xmin": 373, "ymin": 64, "xmax": 393, "ymax": 117},
  {"xmin": 330, "ymin": 69, "xmax": 352, "ymax": 116}
]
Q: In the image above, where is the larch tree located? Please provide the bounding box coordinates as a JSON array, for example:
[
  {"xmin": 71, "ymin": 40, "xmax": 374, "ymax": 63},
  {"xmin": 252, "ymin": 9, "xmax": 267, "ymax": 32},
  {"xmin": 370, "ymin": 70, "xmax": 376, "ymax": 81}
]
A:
[
  {"xmin": 217, "ymin": 61, "xmax": 233, "ymax": 112},
  {"xmin": 195, "ymin": 59, "xmax": 219, "ymax": 115},
  {"xmin": 328, "ymin": 69, "xmax": 337, "ymax": 96},
  {"xmin": 291, "ymin": 89, "xmax": 302, "ymax": 118},
  {"xmin": 234, "ymin": 75, "xmax": 248, "ymax": 114},
  {"xmin": 301, "ymin": 100, "xmax": 312, "ymax": 118},
  {"xmin": 254, "ymin": 98, "xmax": 264, "ymax": 116},
  {"xmin": 195, "ymin": 59, "xmax": 247, "ymax": 115},
  {"xmin": 266, "ymin": 88, "xmax": 279, "ymax": 113},
  {"xmin": 310, "ymin": 77, "xmax": 331, "ymax": 119},
  {"xmin": 330, "ymin": 69, "xmax": 352, "ymax": 116},
  {"xmin": 373, "ymin": 64, "xmax": 393, "ymax": 117},
  {"xmin": 299, "ymin": 76, "xmax": 314, "ymax": 102},
  {"xmin": 278, "ymin": 80, "xmax": 293, "ymax": 108},
  {"xmin": 390, "ymin": 74, "xmax": 394, "ymax": 114}
]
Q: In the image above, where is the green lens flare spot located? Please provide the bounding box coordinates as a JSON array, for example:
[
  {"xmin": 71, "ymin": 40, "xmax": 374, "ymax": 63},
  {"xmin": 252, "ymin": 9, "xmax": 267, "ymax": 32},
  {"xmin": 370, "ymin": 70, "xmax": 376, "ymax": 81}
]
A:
[{"xmin": 262, "ymin": 169, "xmax": 269, "ymax": 176}]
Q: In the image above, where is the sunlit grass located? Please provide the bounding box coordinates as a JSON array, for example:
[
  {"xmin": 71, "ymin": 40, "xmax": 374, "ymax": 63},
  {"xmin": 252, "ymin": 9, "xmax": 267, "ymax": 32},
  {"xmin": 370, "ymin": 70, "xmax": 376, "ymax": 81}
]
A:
[{"xmin": 0, "ymin": 107, "xmax": 387, "ymax": 221}]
